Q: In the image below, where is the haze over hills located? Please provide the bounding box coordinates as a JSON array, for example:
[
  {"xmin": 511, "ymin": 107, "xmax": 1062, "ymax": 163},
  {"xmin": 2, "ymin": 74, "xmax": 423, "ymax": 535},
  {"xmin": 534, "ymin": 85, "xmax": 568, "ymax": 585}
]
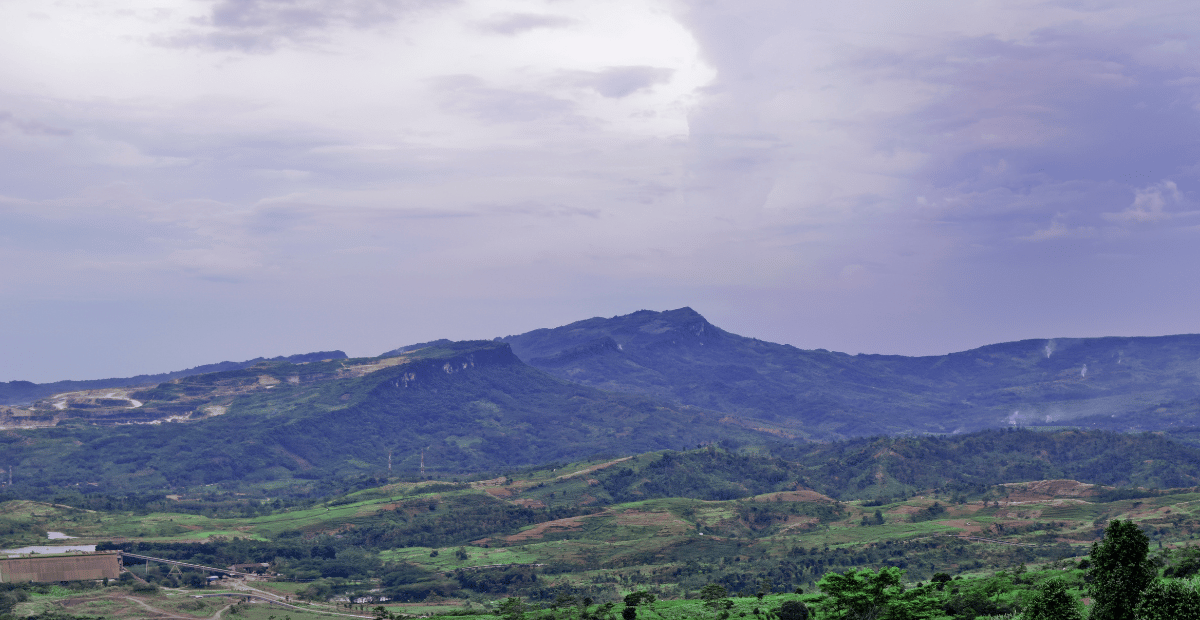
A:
[{"xmin": 501, "ymin": 307, "xmax": 1200, "ymax": 439}]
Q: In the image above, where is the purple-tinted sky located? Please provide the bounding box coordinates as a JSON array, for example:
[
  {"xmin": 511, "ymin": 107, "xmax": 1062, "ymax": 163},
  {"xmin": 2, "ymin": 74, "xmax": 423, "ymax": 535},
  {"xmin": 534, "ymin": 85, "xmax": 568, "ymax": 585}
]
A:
[{"xmin": 2, "ymin": 0, "xmax": 1199, "ymax": 382}]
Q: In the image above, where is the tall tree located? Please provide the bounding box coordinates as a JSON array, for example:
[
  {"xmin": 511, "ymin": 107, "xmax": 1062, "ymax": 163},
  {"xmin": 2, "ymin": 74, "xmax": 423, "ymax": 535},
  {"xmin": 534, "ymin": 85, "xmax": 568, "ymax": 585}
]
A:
[
  {"xmin": 700, "ymin": 583, "xmax": 734, "ymax": 619},
  {"xmin": 1088, "ymin": 520, "xmax": 1156, "ymax": 620}
]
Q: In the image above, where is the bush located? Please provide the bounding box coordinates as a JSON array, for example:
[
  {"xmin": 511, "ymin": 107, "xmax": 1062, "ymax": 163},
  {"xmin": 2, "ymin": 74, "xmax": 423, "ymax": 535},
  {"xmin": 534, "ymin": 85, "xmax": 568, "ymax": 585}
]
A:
[
  {"xmin": 1024, "ymin": 578, "xmax": 1082, "ymax": 620},
  {"xmin": 775, "ymin": 600, "xmax": 809, "ymax": 620},
  {"xmin": 1134, "ymin": 579, "xmax": 1200, "ymax": 620},
  {"xmin": 130, "ymin": 582, "xmax": 159, "ymax": 594}
]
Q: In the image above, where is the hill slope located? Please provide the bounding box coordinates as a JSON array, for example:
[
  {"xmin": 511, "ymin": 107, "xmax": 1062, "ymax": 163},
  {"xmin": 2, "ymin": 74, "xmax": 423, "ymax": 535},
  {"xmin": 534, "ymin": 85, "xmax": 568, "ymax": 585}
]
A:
[
  {"xmin": 0, "ymin": 350, "xmax": 348, "ymax": 406},
  {"xmin": 0, "ymin": 341, "xmax": 773, "ymax": 495},
  {"xmin": 500, "ymin": 308, "xmax": 1200, "ymax": 439}
]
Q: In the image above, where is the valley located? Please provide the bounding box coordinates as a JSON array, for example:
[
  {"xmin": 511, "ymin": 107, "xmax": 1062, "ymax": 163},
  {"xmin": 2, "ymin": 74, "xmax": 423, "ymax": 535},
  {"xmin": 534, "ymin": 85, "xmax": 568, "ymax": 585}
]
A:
[
  {"xmin": 2, "ymin": 308, "xmax": 1200, "ymax": 618},
  {"xmin": 3, "ymin": 448, "xmax": 1199, "ymax": 618}
]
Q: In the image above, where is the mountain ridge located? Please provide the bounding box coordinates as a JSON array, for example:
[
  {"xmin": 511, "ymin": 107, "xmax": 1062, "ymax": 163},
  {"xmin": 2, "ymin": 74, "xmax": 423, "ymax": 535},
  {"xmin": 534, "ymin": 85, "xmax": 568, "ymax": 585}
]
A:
[
  {"xmin": 8, "ymin": 306, "xmax": 1200, "ymax": 442},
  {"xmin": 500, "ymin": 307, "xmax": 1200, "ymax": 439},
  {"xmin": 0, "ymin": 340, "xmax": 776, "ymax": 493}
]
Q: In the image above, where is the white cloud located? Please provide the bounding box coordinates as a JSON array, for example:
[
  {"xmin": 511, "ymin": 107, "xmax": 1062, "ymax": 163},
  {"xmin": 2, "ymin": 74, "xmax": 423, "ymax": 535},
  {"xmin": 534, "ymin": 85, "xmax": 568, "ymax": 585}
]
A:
[
  {"xmin": 1102, "ymin": 180, "xmax": 1183, "ymax": 223},
  {"xmin": 476, "ymin": 12, "xmax": 576, "ymax": 36},
  {"xmin": 1020, "ymin": 217, "xmax": 1096, "ymax": 242}
]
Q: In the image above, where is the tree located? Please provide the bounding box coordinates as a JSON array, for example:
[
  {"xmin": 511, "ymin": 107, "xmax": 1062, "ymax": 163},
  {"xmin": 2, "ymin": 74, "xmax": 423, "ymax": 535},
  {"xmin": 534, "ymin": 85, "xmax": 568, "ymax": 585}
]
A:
[
  {"xmin": 1134, "ymin": 579, "xmax": 1200, "ymax": 620},
  {"xmin": 1024, "ymin": 578, "xmax": 1082, "ymax": 620},
  {"xmin": 624, "ymin": 591, "xmax": 656, "ymax": 608},
  {"xmin": 552, "ymin": 593, "xmax": 578, "ymax": 615},
  {"xmin": 757, "ymin": 577, "xmax": 774, "ymax": 600},
  {"xmin": 700, "ymin": 584, "xmax": 734, "ymax": 619},
  {"xmin": 1163, "ymin": 547, "xmax": 1200, "ymax": 579},
  {"xmin": 817, "ymin": 567, "xmax": 940, "ymax": 620},
  {"xmin": 775, "ymin": 600, "xmax": 810, "ymax": 620},
  {"xmin": 1088, "ymin": 520, "xmax": 1156, "ymax": 620},
  {"xmin": 498, "ymin": 596, "xmax": 527, "ymax": 620},
  {"xmin": 623, "ymin": 590, "xmax": 656, "ymax": 620}
]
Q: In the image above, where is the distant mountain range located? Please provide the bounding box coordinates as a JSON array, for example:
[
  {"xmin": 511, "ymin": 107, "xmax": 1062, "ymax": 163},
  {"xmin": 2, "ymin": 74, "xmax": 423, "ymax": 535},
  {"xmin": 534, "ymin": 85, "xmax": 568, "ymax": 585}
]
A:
[
  {"xmin": 7, "ymin": 307, "xmax": 1200, "ymax": 441},
  {"xmin": 501, "ymin": 307, "xmax": 1200, "ymax": 439},
  {"xmin": 2, "ymin": 308, "xmax": 1200, "ymax": 498}
]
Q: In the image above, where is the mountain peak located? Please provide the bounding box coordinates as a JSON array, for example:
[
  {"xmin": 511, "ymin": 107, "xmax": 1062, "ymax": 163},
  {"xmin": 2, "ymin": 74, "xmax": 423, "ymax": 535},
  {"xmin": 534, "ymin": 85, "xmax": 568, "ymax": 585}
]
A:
[{"xmin": 620, "ymin": 306, "xmax": 703, "ymax": 322}]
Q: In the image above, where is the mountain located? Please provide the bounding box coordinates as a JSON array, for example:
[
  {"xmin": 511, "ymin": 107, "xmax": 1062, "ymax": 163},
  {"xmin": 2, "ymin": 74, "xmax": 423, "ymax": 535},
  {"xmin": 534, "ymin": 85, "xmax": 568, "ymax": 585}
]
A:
[
  {"xmin": 0, "ymin": 341, "xmax": 774, "ymax": 495},
  {"xmin": 501, "ymin": 307, "xmax": 1200, "ymax": 439},
  {"xmin": 0, "ymin": 350, "xmax": 348, "ymax": 406}
]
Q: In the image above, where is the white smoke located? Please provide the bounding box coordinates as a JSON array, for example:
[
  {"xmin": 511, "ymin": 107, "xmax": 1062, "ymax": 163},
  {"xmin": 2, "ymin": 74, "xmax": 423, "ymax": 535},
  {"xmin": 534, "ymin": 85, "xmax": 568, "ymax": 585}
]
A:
[
  {"xmin": 1044, "ymin": 340, "xmax": 1056, "ymax": 358},
  {"xmin": 1081, "ymin": 364, "xmax": 1087, "ymax": 378}
]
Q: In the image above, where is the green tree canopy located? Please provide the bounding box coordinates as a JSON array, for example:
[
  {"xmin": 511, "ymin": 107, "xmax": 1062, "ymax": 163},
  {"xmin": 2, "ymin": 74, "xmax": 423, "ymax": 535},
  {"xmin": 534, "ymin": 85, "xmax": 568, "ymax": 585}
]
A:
[
  {"xmin": 1134, "ymin": 579, "xmax": 1200, "ymax": 620},
  {"xmin": 775, "ymin": 600, "xmax": 810, "ymax": 620},
  {"xmin": 700, "ymin": 583, "xmax": 734, "ymax": 619},
  {"xmin": 1088, "ymin": 520, "xmax": 1156, "ymax": 620},
  {"xmin": 1025, "ymin": 577, "xmax": 1082, "ymax": 620},
  {"xmin": 817, "ymin": 566, "xmax": 940, "ymax": 620}
]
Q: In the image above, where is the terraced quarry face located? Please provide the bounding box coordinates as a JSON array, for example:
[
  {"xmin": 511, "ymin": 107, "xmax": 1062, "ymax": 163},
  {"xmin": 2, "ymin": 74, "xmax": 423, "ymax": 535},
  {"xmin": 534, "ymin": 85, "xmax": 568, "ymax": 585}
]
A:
[{"xmin": 0, "ymin": 354, "xmax": 412, "ymax": 429}]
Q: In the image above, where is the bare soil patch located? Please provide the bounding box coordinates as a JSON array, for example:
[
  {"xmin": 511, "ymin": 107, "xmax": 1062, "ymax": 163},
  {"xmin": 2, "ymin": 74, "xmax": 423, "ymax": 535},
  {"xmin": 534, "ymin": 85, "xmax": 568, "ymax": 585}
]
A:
[
  {"xmin": 753, "ymin": 490, "xmax": 835, "ymax": 503},
  {"xmin": 778, "ymin": 516, "xmax": 820, "ymax": 532},
  {"xmin": 506, "ymin": 516, "xmax": 588, "ymax": 542},
  {"xmin": 939, "ymin": 519, "xmax": 984, "ymax": 533},
  {"xmin": 1000, "ymin": 480, "xmax": 1097, "ymax": 503},
  {"xmin": 556, "ymin": 457, "xmax": 633, "ymax": 480}
]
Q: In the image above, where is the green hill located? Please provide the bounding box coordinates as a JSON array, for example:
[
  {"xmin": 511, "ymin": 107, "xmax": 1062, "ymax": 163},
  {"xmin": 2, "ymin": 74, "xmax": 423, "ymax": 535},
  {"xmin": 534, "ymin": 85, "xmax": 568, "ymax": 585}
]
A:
[{"xmin": 0, "ymin": 341, "xmax": 772, "ymax": 496}]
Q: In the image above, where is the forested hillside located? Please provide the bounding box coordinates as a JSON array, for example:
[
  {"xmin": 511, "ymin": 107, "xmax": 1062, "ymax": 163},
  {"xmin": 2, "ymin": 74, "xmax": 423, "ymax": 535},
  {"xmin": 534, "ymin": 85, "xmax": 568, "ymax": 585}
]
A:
[{"xmin": 0, "ymin": 341, "xmax": 771, "ymax": 497}]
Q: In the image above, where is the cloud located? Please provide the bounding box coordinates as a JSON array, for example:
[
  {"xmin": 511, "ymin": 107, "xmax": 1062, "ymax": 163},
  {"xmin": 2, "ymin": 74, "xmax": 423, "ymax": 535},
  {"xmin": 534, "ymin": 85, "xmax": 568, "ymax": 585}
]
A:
[
  {"xmin": 1020, "ymin": 217, "xmax": 1096, "ymax": 242},
  {"xmin": 564, "ymin": 66, "xmax": 676, "ymax": 98},
  {"xmin": 156, "ymin": 0, "xmax": 449, "ymax": 52},
  {"xmin": 431, "ymin": 75, "xmax": 580, "ymax": 124},
  {"xmin": 1102, "ymin": 180, "xmax": 1183, "ymax": 223},
  {"xmin": 476, "ymin": 12, "xmax": 575, "ymax": 35},
  {"xmin": 6, "ymin": 0, "xmax": 1200, "ymax": 381},
  {"xmin": 0, "ymin": 111, "xmax": 72, "ymax": 137},
  {"xmin": 167, "ymin": 245, "xmax": 265, "ymax": 281}
]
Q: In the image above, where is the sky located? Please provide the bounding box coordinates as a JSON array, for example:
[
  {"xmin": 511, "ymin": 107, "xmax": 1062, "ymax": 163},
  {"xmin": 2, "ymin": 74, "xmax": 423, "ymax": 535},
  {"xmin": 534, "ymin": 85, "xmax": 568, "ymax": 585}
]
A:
[{"xmin": 2, "ymin": 0, "xmax": 1199, "ymax": 383}]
